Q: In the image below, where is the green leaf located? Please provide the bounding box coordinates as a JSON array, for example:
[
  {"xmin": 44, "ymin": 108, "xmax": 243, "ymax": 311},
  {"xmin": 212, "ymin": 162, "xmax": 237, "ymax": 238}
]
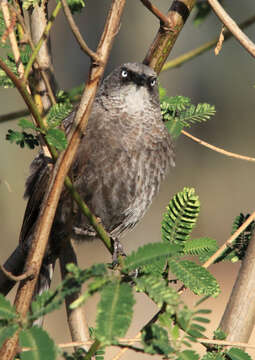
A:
[
  {"xmin": 213, "ymin": 328, "xmax": 227, "ymax": 340},
  {"xmin": 123, "ymin": 243, "xmax": 181, "ymax": 272},
  {"xmin": 142, "ymin": 324, "xmax": 174, "ymax": 355},
  {"xmin": 18, "ymin": 119, "xmax": 37, "ymax": 130},
  {"xmin": 135, "ymin": 274, "xmax": 179, "ymax": 308},
  {"xmin": 177, "ymin": 350, "xmax": 199, "ymax": 360},
  {"xmin": 46, "ymin": 102, "xmax": 73, "ymax": 128},
  {"xmin": 45, "ymin": 128, "xmax": 67, "ymax": 150},
  {"xmin": 0, "ymin": 56, "xmax": 18, "ymax": 88},
  {"xmin": 165, "ymin": 118, "xmax": 184, "ymax": 140},
  {"xmin": 193, "ymin": 2, "xmax": 212, "ymax": 25},
  {"xmin": 70, "ymin": 277, "xmax": 109, "ymax": 309},
  {"xmin": 0, "ymin": 11, "xmax": 10, "ymax": 49},
  {"xmin": 6, "ymin": 130, "xmax": 39, "ymax": 149},
  {"xmin": 202, "ymin": 353, "xmax": 226, "ymax": 360},
  {"xmin": 66, "ymin": 0, "xmax": 85, "ymax": 14},
  {"xmin": 95, "ymin": 280, "xmax": 135, "ymax": 345},
  {"xmin": 180, "ymin": 103, "xmax": 215, "ymax": 126},
  {"xmin": 184, "ymin": 237, "xmax": 218, "ymax": 256},
  {"xmin": 227, "ymin": 348, "xmax": 252, "ymax": 360},
  {"xmin": 168, "ymin": 259, "xmax": 220, "ymax": 296},
  {"xmin": 0, "ymin": 294, "xmax": 18, "ymax": 320},
  {"xmin": 19, "ymin": 326, "xmax": 57, "ymax": 360},
  {"xmin": 162, "ymin": 187, "xmax": 200, "ymax": 245},
  {"xmin": 0, "ymin": 323, "xmax": 19, "ymax": 348}
]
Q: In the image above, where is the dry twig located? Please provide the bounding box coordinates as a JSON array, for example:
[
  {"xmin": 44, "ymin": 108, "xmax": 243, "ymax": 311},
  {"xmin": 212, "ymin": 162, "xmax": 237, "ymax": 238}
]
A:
[
  {"xmin": 208, "ymin": 0, "xmax": 255, "ymax": 57},
  {"xmin": 60, "ymin": 0, "xmax": 101, "ymax": 63}
]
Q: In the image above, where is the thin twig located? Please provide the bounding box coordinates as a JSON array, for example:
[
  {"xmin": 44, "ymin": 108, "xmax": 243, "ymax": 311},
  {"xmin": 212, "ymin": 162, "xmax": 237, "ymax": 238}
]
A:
[
  {"xmin": 1, "ymin": 0, "xmax": 24, "ymax": 76},
  {"xmin": 162, "ymin": 14, "xmax": 255, "ymax": 71},
  {"xmin": 203, "ymin": 210, "xmax": 255, "ymax": 269},
  {"xmin": 182, "ymin": 130, "xmax": 255, "ymax": 163},
  {"xmin": 60, "ymin": 0, "xmax": 101, "ymax": 63},
  {"xmin": 9, "ymin": 3, "xmax": 56, "ymax": 105},
  {"xmin": 0, "ymin": 265, "xmax": 34, "ymax": 282},
  {"xmin": 208, "ymin": 0, "xmax": 255, "ymax": 57},
  {"xmin": 139, "ymin": 0, "xmax": 171, "ymax": 28}
]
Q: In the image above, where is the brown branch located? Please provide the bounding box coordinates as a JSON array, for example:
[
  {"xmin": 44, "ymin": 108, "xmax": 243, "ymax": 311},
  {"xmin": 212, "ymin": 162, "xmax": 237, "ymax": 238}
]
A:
[
  {"xmin": 143, "ymin": 0, "xmax": 196, "ymax": 74},
  {"xmin": 0, "ymin": 265, "xmax": 34, "ymax": 282},
  {"xmin": 139, "ymin": 0, "xmax": 171, "ymax": 28},
  {"xmin": 10, "ymin": 3, "xmax": 56, "ymax": 105},
  {"xmin": 182, "ymin": 130, "xmax": 255, "ymax": 163},
  {"xmin": 59, "ymin": 239, "xmax": 90, "ymax": 351},
  {"xmin": 0, "ymin": 1, "xmax": 126, "ymax": 358},
  {"xmin": 219, "ymin": 230, "xmax": 255, "ymax": 343},
  {"xmin": 208, "ymin": 0, "xmax": 255, "ymax": 57},
  {"xmin": 1, "ymin": 0, "xmax": 24, "ymax": 76},
  {"xmin": 60, "ymin": 0, "xmax": 101, "ymax": 63}
]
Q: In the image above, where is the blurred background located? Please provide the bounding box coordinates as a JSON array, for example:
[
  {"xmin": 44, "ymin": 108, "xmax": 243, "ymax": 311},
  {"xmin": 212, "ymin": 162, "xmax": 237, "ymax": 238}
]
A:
[{"xmin": 1, "ymin": 0, "xmax": 255, "ymax": 358}]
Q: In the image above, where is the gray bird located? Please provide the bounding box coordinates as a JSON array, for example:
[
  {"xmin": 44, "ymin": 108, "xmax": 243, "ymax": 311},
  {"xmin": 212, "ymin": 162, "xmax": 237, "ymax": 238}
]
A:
[{"xmin": 1, "ymin": 62, "xmax": 175, "ymax": 295}]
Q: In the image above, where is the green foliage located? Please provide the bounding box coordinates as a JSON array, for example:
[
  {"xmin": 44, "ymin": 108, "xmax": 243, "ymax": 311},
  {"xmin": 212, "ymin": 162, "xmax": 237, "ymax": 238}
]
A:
[
  {"xmin": 6, "ymin": 129, "xmax": 39, "ymax": 149},
  {"xmin": 46, "ymin": 102, "xmax": 73, "ymax": 128},
  {"xmin": 178, "ymin": 350, "xmax": 200, "ymax": 360},
  {"xmin": 162, "ymin": 187, "xmax": 200, "ymax": 245},
  {"xmin": 123, "ymin": 242, "xmax": 181, "ymax": 272},
  {"xmin": 0, "ymin": 294, "xmax": 18, "ymax": 320},
  {"xmin": 19, "ymin": 327, "xmax": 57, "ymax": 360},
  {"xmin": 213, "ymin": 328, "xmax": 227, "ymax": 341},
  {"xmin": 201, "ymin": 354, "xmax": 225, "ymax": 360},
  {"xmin": 168, "ymin": 259, "xmax": 220, "ymax": 297},
  {"xmin": 45, "ymin": 128, "xmax": 67, "ymax": 151},
  {"xmin": 22, "ymin": 0, "xmax": 39, "ymax": 10},
  {"xmin": 0, "ymin": 10, "xmax": 9, "ymax": 48},
  {"xmin": 193, "ymin": 1, "xmax": 224, "ymax": 26},
  {"xmin": 193, "ymin": 2, "xmax": 212, "ymax": 25},
  {"xmin": 226, "ymin": 348, "xmax": 252, "ymax": 360},
  {"xmin": 66, "ymin": 0, "xmax": 86, "ymax": 14},
  {"xmin": 161, "ymin": 94, "xmax": 216, "ymax": 139},
  {"xmin": 95, "ymin": 280, "xmax": 135, "ymax": 345},
  {"xmin": 135, "ymin": 274, "xmax": 179, "ymax": 309},
  {"xmin": 0, "ymin": 56, "xmax": 18, "ymax": 87},
  {"xmin": 0, "ymin": 188, "xmax": 249, "ymax": 358},
  {"xmin": 142, "ymin": 324, "xmax": 174, "ymax": 355},
  {"xmin": 63, "ymin": 348, "xmax": 87, "ymax": 360},
  {"xmin": 6, "ymin": 98, "xmax": 72, "ymax": 150},
  {"xmin": 184, "ymin": 237, "xmax": 218, "ymax": 256}
]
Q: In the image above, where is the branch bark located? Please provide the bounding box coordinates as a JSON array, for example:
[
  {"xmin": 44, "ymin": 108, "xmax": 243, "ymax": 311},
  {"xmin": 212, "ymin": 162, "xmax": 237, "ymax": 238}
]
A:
[
  {"xmin": 219, "ymin": 231, "xmax": 255, "ymax": 343},
  {"xmin": 143, "ymin": 0, "xmax": 196, "ymax": 73}
]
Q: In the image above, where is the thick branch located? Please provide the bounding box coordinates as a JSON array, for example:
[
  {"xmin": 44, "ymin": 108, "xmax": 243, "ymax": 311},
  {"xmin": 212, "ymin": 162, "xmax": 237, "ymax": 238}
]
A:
[
  {"xmin": 143, "ymin": 0, "xmax": 196, "ymax": 73},
  {"xmin": 219, "ymin": 231, "xmax": 255, "ymax": 342},
  {"xmin": 208, "ymin": 0, "xmax": 255, "ymax": 57}
]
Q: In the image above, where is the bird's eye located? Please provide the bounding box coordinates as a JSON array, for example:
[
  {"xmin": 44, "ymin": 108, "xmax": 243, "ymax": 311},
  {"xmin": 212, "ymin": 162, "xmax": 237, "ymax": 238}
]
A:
[
  {"xmin": 149, "ymin": 77, "xmax": 156, "ymax": 87},
  {"xmin": 121, "ymin": 69, "xmax": 128, "ymax": 78}
]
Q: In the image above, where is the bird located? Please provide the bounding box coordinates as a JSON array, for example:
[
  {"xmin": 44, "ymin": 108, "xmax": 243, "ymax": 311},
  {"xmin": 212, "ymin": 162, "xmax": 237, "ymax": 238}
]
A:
[{"xmin": 0, "ymin": 62, "xmax": 175, "ymax": 296}]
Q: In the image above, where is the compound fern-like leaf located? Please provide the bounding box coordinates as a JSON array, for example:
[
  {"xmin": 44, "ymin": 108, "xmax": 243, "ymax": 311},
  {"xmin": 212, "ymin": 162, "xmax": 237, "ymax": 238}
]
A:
[{"xmin": 162, "ymin": 187, "xmax": 200, "ymax": 245}]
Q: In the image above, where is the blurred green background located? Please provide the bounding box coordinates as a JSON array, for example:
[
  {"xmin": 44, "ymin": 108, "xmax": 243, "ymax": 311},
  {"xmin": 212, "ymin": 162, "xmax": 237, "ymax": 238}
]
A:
[{"xmin": 1, "ymin": 0, "xmax": 255, "ymax": 358}]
